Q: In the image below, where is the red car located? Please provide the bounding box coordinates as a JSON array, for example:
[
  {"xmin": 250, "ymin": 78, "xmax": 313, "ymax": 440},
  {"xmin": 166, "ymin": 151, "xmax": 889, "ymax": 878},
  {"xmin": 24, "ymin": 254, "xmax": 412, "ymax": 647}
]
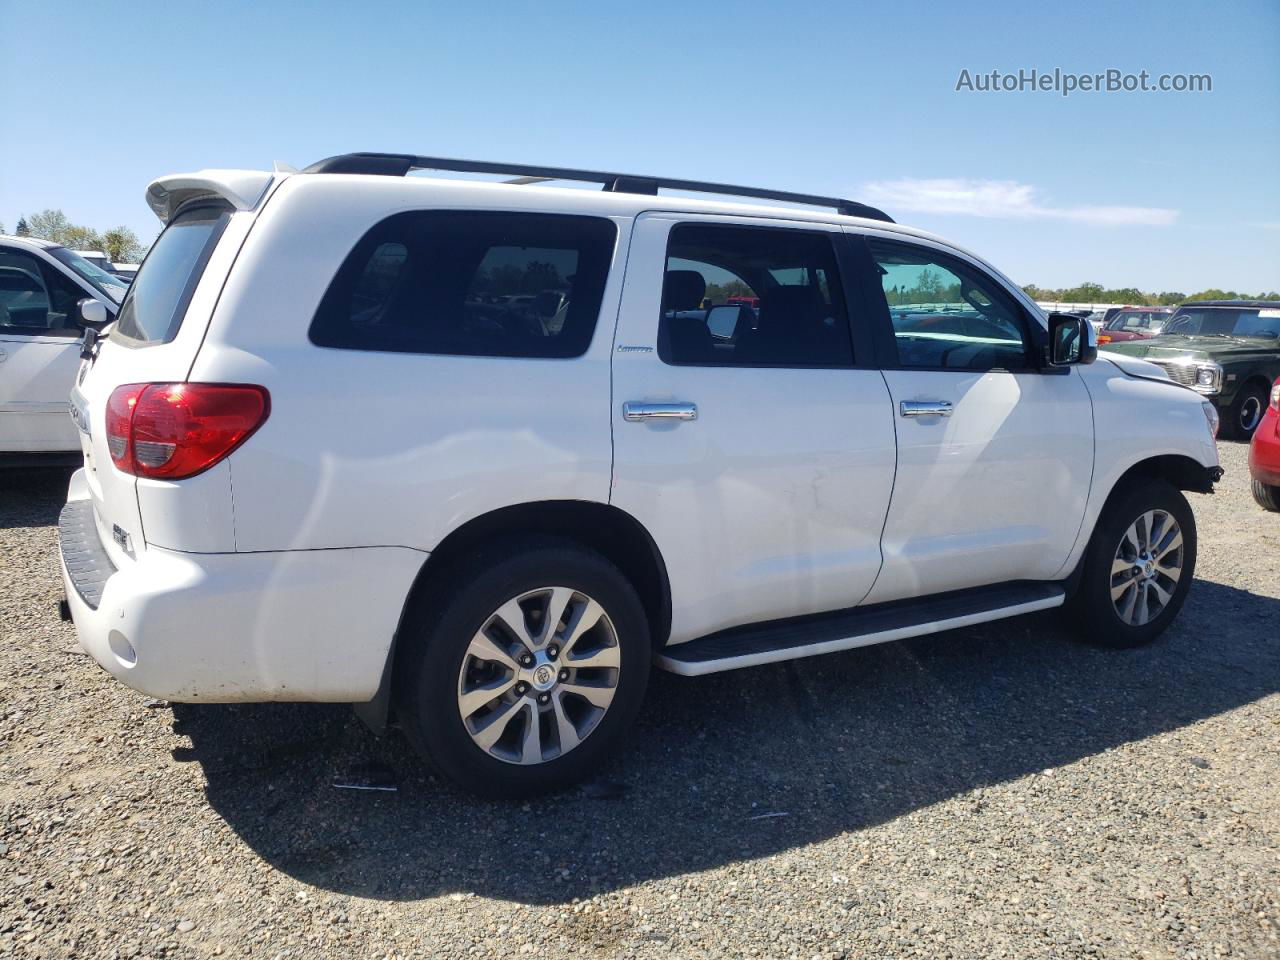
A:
[
  {"xmin": 1249, "ymin": 376, "xmax": 1280, "ymax": 510},
  {"xmin": 1096, "ymin": 307, "xmax": 1175, "ymax": 345}
]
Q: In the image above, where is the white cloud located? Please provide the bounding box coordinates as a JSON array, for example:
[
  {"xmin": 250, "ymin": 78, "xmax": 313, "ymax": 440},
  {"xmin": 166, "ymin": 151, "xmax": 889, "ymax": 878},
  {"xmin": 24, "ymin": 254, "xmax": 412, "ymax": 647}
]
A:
[{"xmin": 860, "ymin": 178, "xmax": 1179, "ymax": 227}]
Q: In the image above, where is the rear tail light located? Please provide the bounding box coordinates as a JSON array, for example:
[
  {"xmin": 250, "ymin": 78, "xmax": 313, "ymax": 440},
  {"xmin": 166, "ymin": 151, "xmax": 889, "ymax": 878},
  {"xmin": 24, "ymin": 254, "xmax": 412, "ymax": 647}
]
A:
[
  {"xmin": 1097, "ymin": 334, "xmax": 1112, "ymax": 344},
  {"xmin": 1271, "ymin": 380, "xmax": 1280, "ymax": 412},
  {"xmin": 104, "ymin": 383, "xmax": 270, "ymax": 480},
  {"xmin": 105, "ymin": 384, "xmax": 145, "ymax": 465}
]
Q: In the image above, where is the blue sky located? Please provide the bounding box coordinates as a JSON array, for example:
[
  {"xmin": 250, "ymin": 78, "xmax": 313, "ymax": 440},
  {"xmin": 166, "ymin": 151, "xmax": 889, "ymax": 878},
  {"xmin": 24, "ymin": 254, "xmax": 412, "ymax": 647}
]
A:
[{"xmin": 3, "ymin": 0, "xmax": 1277, "ymax": 291}]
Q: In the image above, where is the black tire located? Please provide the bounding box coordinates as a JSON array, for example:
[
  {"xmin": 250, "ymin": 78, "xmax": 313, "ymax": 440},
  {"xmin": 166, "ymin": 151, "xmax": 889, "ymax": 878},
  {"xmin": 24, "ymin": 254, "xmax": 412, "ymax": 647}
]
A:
[
  {"xmin": 1224, "ymin": 384, "xmax": 1268, "ymax": 441},
  {"xmin": 395, "ymin": 538, "xmax": 650, "ymax": 798},
  {"xmin": 1252, "ymin": 478, "xmax": 1280, "ymax": 512},
  {"xmin": 1065, "ymin": 479, "xmax": 1196, "ymax": 648}
]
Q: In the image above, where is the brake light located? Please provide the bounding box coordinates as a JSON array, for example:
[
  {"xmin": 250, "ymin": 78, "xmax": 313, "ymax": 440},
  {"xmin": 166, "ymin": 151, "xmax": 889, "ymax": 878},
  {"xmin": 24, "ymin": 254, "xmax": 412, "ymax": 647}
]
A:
[
  {"xmin": 1097, "ymin": 334, "xmax": 1112, "ymax": 344},
  {"xmin": 1271, "ymin": 380, "xmax": 1280, "ymax": 412},
  {"xmin": 104, "ymin": 383, "xmax": 270, "ymax": 479},
  {"xmin": 105, "ymin": 384, "xmax": 146, "ymax": 467}
]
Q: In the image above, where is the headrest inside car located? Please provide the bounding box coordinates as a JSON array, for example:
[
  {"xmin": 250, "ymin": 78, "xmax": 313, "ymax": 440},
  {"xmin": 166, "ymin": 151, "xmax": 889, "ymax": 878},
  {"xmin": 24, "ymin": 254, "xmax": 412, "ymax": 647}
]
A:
[{"xmin": 662, "ymin": 270, "xmax": 707, "ymax": 311}]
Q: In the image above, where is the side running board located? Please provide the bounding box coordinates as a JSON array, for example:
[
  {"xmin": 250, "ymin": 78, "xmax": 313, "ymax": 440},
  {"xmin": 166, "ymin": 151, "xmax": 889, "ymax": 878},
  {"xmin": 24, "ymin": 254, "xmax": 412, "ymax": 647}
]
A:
[{"xmin": 656, "ymin": 581, "xmax": 1066, "ymax": 676}]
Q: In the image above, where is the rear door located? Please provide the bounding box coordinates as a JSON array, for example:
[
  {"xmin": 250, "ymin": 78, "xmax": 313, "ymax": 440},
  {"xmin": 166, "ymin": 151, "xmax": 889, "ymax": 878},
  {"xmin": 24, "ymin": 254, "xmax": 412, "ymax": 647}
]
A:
[
  {"xmin": 853, "ymin": 233, "xmax": 1093, "ymax": 604},
  {"xmin": 73, "ymin": 204, "xmax": 245, "ymax": 565},
  {"xmin": 610, "ymin": 213, "xmax": 897, "ymax": 645}
]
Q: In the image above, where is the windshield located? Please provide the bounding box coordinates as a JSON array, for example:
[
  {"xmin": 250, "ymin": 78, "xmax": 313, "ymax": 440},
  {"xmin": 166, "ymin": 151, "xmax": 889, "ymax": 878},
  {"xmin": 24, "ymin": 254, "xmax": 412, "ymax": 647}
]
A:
[
  {"xmin": 1105, "ymin": 310, "xmax": 1172, "ymax": 332},
  {"xmin": 1162, "ymin": 307, "xmax": 1280, "ymax": 339},
  {"xmin": 48, "ymin": 247, "xmax": 129, "ymax": 304}
]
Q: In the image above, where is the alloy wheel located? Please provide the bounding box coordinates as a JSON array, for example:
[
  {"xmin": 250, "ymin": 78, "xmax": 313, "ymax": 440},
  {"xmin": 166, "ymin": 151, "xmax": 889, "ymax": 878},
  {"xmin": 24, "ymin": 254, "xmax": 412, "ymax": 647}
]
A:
[
  {"xmin": 1110, "ymin": 509, "xmax": 1184, "ymax": 626},
  {"xmin": 456, "ymin": 587, "xmax": 620, "ymax": 765}
]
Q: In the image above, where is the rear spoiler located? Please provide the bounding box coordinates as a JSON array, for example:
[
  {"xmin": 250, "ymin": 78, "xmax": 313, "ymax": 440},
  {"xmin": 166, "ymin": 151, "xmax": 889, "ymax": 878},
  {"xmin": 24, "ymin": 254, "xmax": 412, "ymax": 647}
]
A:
[{"xmin": 145, "ymin": 170, "xmax": 275, "ymax": 223}]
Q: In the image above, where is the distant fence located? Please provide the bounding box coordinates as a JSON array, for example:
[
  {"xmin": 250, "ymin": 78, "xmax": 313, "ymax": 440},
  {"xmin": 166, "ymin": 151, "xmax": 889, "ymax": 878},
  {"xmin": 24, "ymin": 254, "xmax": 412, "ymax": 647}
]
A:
[
  {"xmin": 1034, "ymin": 302, "xmax": 1127, "ymax": 313},
  {"xmin": 893, "ymin": 302, "xmax": 1131, "ymax": 314}
]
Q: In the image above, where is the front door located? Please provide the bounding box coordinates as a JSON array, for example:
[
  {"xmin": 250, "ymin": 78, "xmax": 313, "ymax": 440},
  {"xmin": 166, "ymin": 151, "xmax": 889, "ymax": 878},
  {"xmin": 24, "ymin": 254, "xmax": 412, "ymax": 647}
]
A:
[
  {"xmin": 0, "ymin": 247, "xmax": 87, "ymax": 452},
  {"xmin": 855, "ymin": 235, "xmax": 1093, "ymax": 605},
  {"xmin": 610, "ymin": 213, "xmax": 897, "ymax": 645}
]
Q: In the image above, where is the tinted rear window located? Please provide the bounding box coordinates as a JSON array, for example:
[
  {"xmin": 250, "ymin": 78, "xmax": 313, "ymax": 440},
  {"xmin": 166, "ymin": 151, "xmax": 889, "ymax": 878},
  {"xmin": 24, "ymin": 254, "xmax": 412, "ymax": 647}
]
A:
[
  {"xmin": 309, "ymin": 211, "xmax": 617, "ymax": 358},
  {"xmin": 111, "ymin": 205, "xmax": 230, "ymax": 345},
  {"xmin": 659, "ymin": 223, "xmax": 853, "ymax": 367}
]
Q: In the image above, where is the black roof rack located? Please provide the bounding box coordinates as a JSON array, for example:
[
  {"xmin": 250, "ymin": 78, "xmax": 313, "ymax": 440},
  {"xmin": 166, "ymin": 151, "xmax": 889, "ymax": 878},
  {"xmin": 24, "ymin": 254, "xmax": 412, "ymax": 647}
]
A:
[{"xmin": 302, "ymin": 152, "xmax": 894, "ymax": 223}]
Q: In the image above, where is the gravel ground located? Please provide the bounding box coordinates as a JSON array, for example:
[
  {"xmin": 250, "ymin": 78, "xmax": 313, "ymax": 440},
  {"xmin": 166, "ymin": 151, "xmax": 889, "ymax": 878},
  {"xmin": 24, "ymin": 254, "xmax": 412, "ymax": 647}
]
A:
[{"xmin": 1, "ymin": 441, "xmax": 1277, "ymax": 960}]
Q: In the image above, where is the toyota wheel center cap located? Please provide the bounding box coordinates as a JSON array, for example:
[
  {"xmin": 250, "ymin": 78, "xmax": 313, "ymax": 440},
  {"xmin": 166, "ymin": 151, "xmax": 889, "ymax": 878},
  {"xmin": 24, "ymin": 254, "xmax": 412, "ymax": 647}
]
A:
[{"xmin": 531, "ymin": 664, "xmax": 557, "ymax": 691}]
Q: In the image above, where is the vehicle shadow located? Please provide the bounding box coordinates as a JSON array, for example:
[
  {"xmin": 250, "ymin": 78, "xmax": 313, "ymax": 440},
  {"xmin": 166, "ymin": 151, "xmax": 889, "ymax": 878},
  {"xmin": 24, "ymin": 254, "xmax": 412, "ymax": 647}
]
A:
[
  {"xmin": 0, "ymin": 466, "xmax": 74, "ymax": 530},
  {"xmin": 171, "ymin": 578, "xmax": 1279, "ymax": 905}
]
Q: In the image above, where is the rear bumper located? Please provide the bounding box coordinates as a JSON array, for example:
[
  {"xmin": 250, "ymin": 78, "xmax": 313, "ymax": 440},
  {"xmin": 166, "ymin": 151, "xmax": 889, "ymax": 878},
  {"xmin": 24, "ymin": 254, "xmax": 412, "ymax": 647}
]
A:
[{"xmin": 58, "ymin": 482, "xmax": 425, "ymax": 702}]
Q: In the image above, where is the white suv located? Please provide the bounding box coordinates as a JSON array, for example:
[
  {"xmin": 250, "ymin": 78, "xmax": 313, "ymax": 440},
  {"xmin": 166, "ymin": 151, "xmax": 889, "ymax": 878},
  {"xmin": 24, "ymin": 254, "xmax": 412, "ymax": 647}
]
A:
[{"xmin": 58, "ymin": 155, "xmax": 1222, "ymax": 796}]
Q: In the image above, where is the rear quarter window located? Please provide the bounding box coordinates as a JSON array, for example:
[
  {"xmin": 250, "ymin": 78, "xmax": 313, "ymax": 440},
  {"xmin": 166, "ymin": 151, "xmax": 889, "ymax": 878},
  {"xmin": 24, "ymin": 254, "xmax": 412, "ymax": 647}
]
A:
[
  {"xmin": 111, "ymin": 205, "xmax": 231, "ymax": 346},
  {"xmin": 309, "ymin": 211, "xmax": 617, "ymax": 359}
]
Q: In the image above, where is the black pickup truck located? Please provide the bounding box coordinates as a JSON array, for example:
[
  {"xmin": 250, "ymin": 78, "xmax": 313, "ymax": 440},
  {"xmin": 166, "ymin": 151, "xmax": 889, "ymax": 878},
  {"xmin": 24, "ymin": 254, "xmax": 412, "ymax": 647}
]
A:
[{"xmin": 1103, "ymin": 300, "xmax": 1280, "ymax": 440}]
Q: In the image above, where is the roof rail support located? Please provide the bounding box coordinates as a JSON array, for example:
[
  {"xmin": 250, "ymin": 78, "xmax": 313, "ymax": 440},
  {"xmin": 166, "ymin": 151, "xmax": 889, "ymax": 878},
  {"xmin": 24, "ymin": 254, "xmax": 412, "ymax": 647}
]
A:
[
  {"xmin": 605, "ymin": 176, "xmax": 659, "ymax": 195},
  {"xmin": 302, "ymin": 153, "xmax": 894, "ymax": 223}
]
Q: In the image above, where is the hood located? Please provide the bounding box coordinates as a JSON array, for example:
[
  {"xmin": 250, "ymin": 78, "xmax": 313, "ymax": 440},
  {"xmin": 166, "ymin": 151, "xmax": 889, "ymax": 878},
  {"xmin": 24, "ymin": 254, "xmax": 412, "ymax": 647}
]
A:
[
  {"xmin": 1098, "ymin": 351, "xmax": 1176, "ymax": 382},
  {"xmin": 1102, "ymin": 335, "xmax": 1280, "ymax": 360}
]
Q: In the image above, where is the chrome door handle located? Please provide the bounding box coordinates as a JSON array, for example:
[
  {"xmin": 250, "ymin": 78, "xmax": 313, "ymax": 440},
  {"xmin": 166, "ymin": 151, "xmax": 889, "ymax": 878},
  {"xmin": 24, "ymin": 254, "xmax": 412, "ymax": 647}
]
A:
[
  {"xmin": 900, "ymin": 400, "xmax": 952, "ymax": 418},
  {"xmin": 623, "ymin": 402, "xmax": 698, "ymax": 422}
]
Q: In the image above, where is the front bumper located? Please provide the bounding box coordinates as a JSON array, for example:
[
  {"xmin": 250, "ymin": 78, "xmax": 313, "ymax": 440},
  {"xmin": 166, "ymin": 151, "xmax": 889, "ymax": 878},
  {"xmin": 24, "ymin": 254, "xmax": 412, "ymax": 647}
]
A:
[
  {"xmin": 58, "ymin": 482, "xmax": 424, "ymax": 702},
  {"xmin": 1249, "ymin": 414, "xmax": 1280, "ymax": 486}
]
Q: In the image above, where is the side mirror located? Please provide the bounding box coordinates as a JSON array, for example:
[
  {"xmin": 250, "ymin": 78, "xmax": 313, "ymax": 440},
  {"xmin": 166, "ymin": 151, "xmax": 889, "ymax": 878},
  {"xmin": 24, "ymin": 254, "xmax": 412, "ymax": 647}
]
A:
[
  {"xmin": 706, "ymin": 304, "xmax": 749, "ymax": 340},
  {"xmin": 76, "ymin": 298, "xmax": 111, "ymax": 332},
  {"xmin": 1048, "ymin": 312, "xmax": 1097, "ymax": 366}
]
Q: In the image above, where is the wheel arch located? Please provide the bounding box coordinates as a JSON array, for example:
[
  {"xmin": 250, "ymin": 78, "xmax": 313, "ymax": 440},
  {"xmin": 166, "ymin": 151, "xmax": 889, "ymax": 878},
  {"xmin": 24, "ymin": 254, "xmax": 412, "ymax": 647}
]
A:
[
  {"xmin": 1227, "ymin": 371, "xmax": 1274, "ymax": 406},
  {"xmin": 1240, "ymin": 371, "xmax": 1275, "ymax": 392},
  {"xmin": 1110, "ymin": 452, "xmax": 1220, "ymax": 497},
  {"xmin": 1058, "ymin": 450, "xmax": 1214, "ymax": 595},
  {"xmin": 356, "ymin": 500, "xmax": 672, "ymax": 734}
]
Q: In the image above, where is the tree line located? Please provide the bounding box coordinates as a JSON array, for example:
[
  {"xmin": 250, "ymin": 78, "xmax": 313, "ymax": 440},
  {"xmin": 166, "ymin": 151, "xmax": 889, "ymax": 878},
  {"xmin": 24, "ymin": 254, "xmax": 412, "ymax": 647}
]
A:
[
  {"xmin": 2, "ymin": 210, "xmax": 147, "ymax": 264},
  {"xmin": 693, "ymin": 275, "xmax": 1279, "ymax": 307},
  {"xmin": 1021, "ymin": 282, "xmax": 1280, "ymax": 305}
]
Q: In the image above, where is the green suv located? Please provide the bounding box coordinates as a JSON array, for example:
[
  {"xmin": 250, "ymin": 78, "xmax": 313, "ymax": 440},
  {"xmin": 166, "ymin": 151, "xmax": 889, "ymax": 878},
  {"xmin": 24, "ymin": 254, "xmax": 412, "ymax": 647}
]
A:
[{"xmin": 1103, "ymin": 300, "xmax": 1280, "ymax": 440}]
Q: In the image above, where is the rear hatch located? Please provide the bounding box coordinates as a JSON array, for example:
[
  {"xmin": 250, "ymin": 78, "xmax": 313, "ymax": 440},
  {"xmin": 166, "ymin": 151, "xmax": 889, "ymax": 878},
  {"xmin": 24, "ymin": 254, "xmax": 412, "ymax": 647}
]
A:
[{"xmin": 72, "ymin": 174, "xmax": 273, "ymax": 567}]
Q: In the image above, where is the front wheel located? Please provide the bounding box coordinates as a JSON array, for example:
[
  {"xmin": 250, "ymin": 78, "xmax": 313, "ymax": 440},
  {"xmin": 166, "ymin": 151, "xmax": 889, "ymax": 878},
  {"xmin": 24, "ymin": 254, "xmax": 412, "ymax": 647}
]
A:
[
  {"xmin": 395, "ymin": 540, "xmax": 650, "ymax": 797},
  {"xmin": 1065, "ymin": 479, "xmax": 1197, "ymax": 648},
  {"xmin": 1225, "ymin": 385, "xmax": 1268, "ymax": 441}
]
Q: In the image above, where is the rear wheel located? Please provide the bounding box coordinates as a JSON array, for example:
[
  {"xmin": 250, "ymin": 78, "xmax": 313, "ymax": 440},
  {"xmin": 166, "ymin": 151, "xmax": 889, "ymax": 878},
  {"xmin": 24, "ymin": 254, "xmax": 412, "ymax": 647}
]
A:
[
  {"xmin": 1252, "ymin": 478, "xmax": 1280, "ymax": 512},
  {"xmin": 1225, "ymin": 384, "xmax": 1267, "ymax": 441},
  {"xmin": 395, "ymin": 540, "xmax": 650, "ymax": 797},
  {"xmin": 1065, "ymin": 480, "xmax": 1196, "ymax": 648}
]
